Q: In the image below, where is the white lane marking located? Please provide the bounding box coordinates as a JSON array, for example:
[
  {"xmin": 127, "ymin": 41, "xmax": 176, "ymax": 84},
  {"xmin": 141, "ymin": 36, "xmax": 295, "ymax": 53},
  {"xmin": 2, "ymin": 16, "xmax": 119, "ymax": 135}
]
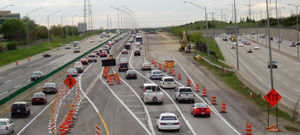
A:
[
  {"xmin": 27, "ymin": 80, "xmax": 31, "ymax": 82},
  {"xmin": 17, "ymin": 99, "xmax": 54, "ymax": 135},
  {"xmin": 298, "ymin": 78, "xmax": 300, "ymax": 81},
  {"xmin": 0, "ymin": 76, "xmax": 4, "ymax": 79},
  {"xmin": 129, "ymin": 51, "xmax": 197, "ymax": 135},
  {"xmin": 294, "ymin": 89, "xmax": 300, "ymax": 93},
  {"xmin": 16, "ymin": 75, "xmax": 23, "ymax": 78},
  {"xmin": 289, "ymin": 73, "xmax": 294, "ymax": 77},
  {"xmin": 99, "ymin": 69, "xmax": 152, "ymax": 135},
  {"xmin": 283, "ymin": 82, "xmax": 290, "ymax": 87},
  {"xmin": 275, "ymin": 77, "xmax": 280, "ymax": 81},
  {"xmin": 283, "ymin": 69, "xmax": 287, "ymax": 72},
  {"xmin": 4, "ymin": 80, "xmax": 11, "ymax": 84},
  {"xmin": 0, "ymin": 91, "xmax": 8, "ymax": 96},
  {"xmin": 15, "ymin": 84, "xmax": 21, "ymax": 89},
  {"xmin": 174, "ymin": 58, "xmax": 241, "ymax": 135},
  {"xmin": 9, "ymin": 72, "xmax": 15, "ymax": 75}
]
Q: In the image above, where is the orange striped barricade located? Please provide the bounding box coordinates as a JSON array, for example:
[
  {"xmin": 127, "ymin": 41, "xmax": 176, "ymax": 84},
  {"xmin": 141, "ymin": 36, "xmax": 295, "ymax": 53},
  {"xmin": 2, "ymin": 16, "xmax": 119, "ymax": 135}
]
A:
[
  {"xmin": 211, "ymin": 96, "xmax": 217, "ymax": 105},
  {"xmin": 195, "ymin": 83, "xmax": 200, "ymax": 92},
  {"xmin": 202, "ymin": 88, "xmax": 207, "ymax": 97},
  {"xmin": 246, "ymin": 122, "xmax": 252, "ymax": 135},
  {"xmin": 159, "ymin": 64, "xmax": 162, "ymax": 69},
  {"xmin": 109, "ymin": 77, "xmax": 114, "ymax": 85},
  {"xmin": 164, "ymin": 60, "xmax": 169, "ymax": 68},
  {"xmin": 178, "ymin": 74, "xmax": 181, "ymax": 80},
  {"xmin": 59, "ymin": 124, "xmax": 65, "ymax": 135},
  {"xmin": 16, "ymin": 61, "xmax": 18, "ymax": 65},
  {"xmin": 28, "ymin": 57, "xmax": 30, "ymax": 61},
  {"xmin": 187, "ymin": 78, "xmax": 191, "ymax": 86},
  {"xmin": 220, "ymin": 101, "xmax": 227, "ymax": 113},
  {"xmin": 172, "ymin": 70, "xmax": 176, "ymax": 76},
  {"xmin": 154, "ymin": 62, "xmax": 157, "ymax": 67},
  {"xmin": 64, "ymin": 122, "xmax": 69, "ymax": 133},
  {"xmin": 96, "ymin": 122, "xmax": 101, "ymax": 135},
  {"xmin": 49, "ymin": 121, "xmax": 56, "ymax": 133},
  {"xmin": 169, "ymin": 67, "xmax": 172, "ymax": 74},
  {"xmin": 152, "ymin": 59, "xmax": 154, "ymax": 64}
]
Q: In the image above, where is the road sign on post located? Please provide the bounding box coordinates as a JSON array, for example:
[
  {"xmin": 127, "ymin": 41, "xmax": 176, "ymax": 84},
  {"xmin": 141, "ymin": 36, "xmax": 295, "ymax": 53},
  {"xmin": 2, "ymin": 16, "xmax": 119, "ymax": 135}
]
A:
[
  {"xmin": 64, "ymin": 75, "xmax": 77, "ymax": 89},
  {"xmin": 264, "ymin": 89, "xmax": 282, "ymax": 107}
]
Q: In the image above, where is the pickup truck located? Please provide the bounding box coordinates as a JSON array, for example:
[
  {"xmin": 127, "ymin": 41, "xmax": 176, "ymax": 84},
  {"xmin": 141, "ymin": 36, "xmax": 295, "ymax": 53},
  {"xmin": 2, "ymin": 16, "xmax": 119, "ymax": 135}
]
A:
[
  {"xmin": 141, "ymin": 83, "xmax": 164, "ymax": 104},
  {"xmin": 174, "ymin": 87, "xmax": 195, "ymax": 103}
]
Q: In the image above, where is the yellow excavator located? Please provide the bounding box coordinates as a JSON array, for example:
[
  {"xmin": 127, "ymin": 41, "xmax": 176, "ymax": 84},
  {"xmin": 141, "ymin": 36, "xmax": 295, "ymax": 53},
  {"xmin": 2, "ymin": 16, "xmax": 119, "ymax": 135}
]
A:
[{"xmin": 179, "ymin": 31, "xmax": 191, "ymax": 53}]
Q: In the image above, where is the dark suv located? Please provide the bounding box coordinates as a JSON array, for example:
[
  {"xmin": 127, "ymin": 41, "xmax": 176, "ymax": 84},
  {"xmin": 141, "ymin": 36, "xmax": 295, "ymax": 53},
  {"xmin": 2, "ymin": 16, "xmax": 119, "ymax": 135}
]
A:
[
  {"xmin": 268, "ymin": 61, "xmax": 278, "ymax": 68},
  {"xmin": 11, "ymin": 102, "xmax": 30, "ymax": 118},
  {"xmin": 118, "ymin": 62, "xmax": 129, "ymax": 72}
]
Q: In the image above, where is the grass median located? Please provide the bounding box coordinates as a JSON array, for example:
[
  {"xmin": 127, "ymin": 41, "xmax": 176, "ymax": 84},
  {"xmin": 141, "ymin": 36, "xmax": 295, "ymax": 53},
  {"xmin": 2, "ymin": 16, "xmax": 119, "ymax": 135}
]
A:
[{"xmin": 0, "ymin": 34, "xmax": 96, "ymax": 67}]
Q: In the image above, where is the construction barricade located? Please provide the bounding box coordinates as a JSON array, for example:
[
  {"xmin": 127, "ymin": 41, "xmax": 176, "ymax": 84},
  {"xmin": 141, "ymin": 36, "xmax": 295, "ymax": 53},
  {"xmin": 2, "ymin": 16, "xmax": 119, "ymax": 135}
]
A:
[
  {"xmin": 211, "ymin": 96, "xmax": 217, "ymax": 105},
  {"xmin": 178, "ymin": 74, "xmax": 181, "ymax": 80},
  {"xmin": 202, "ymin": 88, "xmax": 207, "ymax": 97},
  {"xmin": 220, "ymin": 101, "xmax": 227, "ymax": 113},
  {"xmin": 195, "ymin": 83, "xmax": 200, "ymax": 92}
]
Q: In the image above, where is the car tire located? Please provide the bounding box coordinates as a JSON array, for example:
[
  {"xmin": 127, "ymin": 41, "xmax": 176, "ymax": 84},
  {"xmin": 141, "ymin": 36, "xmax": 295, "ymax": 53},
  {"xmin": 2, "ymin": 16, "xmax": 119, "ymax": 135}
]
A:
[
  {"xmin": 11, "ymin": 114, "xmax": 14, "ymax": 118},
  {"xmin": 207, "ymin": 115, "xmax": 210, "ymax": 117},
  {"xmin": 177, "ymin": 129, "xmax": 180, "ymax": 131},
  {"xmin": 25, "ymin": 114, "xmax": 28, "ymax": 118},
  {"xmin": 191, "ymin": 100, "xmax": 195, "ymax": 103}
]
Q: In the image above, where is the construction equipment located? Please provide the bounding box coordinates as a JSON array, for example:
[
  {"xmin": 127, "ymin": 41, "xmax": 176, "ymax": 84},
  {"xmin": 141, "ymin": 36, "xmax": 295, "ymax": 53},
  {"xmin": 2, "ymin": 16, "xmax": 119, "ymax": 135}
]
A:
[{"xmin": 179, "ymin": 31, "xmax": 191, "ymax": 53}]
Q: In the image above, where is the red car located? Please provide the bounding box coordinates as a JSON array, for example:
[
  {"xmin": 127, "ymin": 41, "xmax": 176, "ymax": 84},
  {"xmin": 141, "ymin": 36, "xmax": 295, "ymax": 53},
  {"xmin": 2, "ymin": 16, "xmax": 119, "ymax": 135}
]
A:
[
  {"xmin": 31, "ymin": 93, "xmax": 47, "ymax": 105},
  {"xmin": 122, "ymin": 49, "xmax": 128, "ymax": 54},
  {"xmin": 191, "ymin": 103, "xmax": 211, "ymax": 117},
  {"xmin": 100, "ymin": 51, "xmax": 107, "ymax": 57},
  {"xmin": 80, "ymin": 58, "xmax": 89, "ymax": 65},
  {"xmin": 246, "ymin": 42, "xmax": 251, "ymax": 45}
]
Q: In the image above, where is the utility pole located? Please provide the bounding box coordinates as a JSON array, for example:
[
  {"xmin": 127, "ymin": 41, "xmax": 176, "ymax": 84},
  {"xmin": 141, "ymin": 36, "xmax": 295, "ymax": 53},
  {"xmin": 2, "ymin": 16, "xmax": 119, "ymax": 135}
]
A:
[
  {"xmin": 218, "ymin": 9, "xmax": 223, "ymax": 22},
  {"xmin": 244, "ymin": 0, "xmax": 255, "ymax": 39},
  {"xmin": 107, "ymin": 14, "xmax": 109, "ymax": 31},
  {"xmin": 234, "ymin": 0, "xmax": 239, "ymax": 71}
]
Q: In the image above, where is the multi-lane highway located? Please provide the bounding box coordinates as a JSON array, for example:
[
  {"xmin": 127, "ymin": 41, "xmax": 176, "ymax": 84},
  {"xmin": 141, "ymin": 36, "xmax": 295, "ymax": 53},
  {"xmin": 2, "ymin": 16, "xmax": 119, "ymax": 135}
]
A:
[{"xmin": 1, "ymin": 31, "xmax": 298, "ymax": 135}]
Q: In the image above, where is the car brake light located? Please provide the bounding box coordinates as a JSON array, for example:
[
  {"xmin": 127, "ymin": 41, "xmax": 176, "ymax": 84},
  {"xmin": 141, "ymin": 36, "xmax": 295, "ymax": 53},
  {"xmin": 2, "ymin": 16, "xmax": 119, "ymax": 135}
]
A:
[
  {"xmin": 174, "ymin": 82, "xmax": 176, "ymax": 84},
  {"xmin": 176, "ymin": 122, "xmax": 179, "ymax": 125},
  {"xmin": 43, "ymin": 87, "xmax": 46, "ymax": 89},
  {"xmin": 161, "ymin": 97, "xmax": 163, "ymax": 100},
  {"xmin": 127, "ymin": 65, "xmax": 129, "ymax": 67},
  {"xmin": 160, "ymin": 122, "xmax": 165, "ymax": 125},
  {"xmin": 152, "ymin": 75, "xmax": 154, "ymax": 76},
  {"xmin": 207, "ymin": 108, "xmax": 211, "ymax": 112},
  {"xmin": 25, "ymin": 109, "xmax": 27, "ymax": 113},
  {"xmin": 119, "ymin": 65, "xmax": 121, "ymax": 68},
  {"xmin": 5, "ymin": 126, "xmax": 8, "ymax": 130},
  {"xmin": 163, "ymin": 82, "xmax": 164, "ymax": 85},
  {"xmin": 178, "ymin": 94, "xmax": 180, "ymax": 97},
  {"xmin": 146, "ymin": 98, "xmax": 148, "ymax": 100}
]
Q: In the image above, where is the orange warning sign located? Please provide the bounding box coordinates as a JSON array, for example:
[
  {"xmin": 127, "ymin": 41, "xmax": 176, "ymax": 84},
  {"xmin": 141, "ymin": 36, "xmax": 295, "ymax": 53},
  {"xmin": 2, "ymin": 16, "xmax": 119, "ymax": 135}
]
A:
[{"xmin": 64, "ymin": 75, "xmax": 77, "ymax": 89}]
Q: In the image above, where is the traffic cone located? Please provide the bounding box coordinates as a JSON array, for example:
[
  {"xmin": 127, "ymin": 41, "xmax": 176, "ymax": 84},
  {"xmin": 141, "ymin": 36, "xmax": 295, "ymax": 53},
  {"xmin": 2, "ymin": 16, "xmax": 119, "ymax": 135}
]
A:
[
  {"xmin": 159, "ymin": 64, "xmax": 162, "ymax": 69},
  {"xmin": 220, "ymin": 101, "xmax": 227, "ymax": 113},
  {"xmin": 246, "ymin": 122, "xmax": 252, "ymax": 135},
  {"xmin": 178, "ymin": 74, "xmax": 181, "ymax": 80},
  {"xmin": 106, "ymin": 75, "xmax": 110, "ymax": 82},
  {"xmin": 59, "ymin": 124, "xmax": 65, "ymax": 135},
  {"xmin": 202, "ymin": 88, "xmax": 207, "ymax": 97},
  {"xmin": 169, "ymin": 67, "xmax": 172, "ymax": 74},
  {"xmin": 250, "ymin": 91, "xmax": 253, "ymax": 99},
  {"xmin": 64, "ymin": 122, "xmax": 69, "ymax": 133},
  {"xmin": 152, "ymin": 59, "xmax": 154, "ymax": 64},
  {"xmin": 154, "ymin": 62, "xmax": 157, "ymax": 67},
  {"xmin": 172, "ymin": 70, "xmax": 176, "ymax": 76},
  {"xmin": 28, "ymin": 57, "xmax": 30, "ymax": 61},
  {"xmin": 163, "ymin": 66, "xmax": 167, "ymax": 72},
  {"xmin": 187, "ymin": 78, "xmax": 191, "ymax": 86},
  {"xmin": 211, "ymin": 96, "xmax": 217, "ymax": 105},
  {"xmin": 109, "ymin": 78, "xmax": 113, "ymax": 85},
  {"xmin": 195, "ymin": 83, "xmax": 200, "ymax": 92},
  {"xmin": 16, "ymin": 61, "xmax": 18, "ymax": 65}
]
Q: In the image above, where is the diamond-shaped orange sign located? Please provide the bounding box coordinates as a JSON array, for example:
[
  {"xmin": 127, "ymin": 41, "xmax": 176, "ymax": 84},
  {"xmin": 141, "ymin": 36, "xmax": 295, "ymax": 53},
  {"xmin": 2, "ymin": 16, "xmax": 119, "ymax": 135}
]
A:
[
  {"xmin": 64, "ymin": 75, "xmax": 77, "ymax": 89},
  {"xmin": 264, "ymin": 89, "xmax": 281, "ymax": 107}
]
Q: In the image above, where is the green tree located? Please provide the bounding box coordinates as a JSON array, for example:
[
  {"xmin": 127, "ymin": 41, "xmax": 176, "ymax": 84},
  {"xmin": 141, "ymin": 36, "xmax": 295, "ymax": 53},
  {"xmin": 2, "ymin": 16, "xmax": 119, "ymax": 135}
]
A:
[
  {"xmin": 0, "ymin": 19, "xmax": 26, "ymax": 41},
  {"xmin": 36, "ymin": 25, "xmax": 48, "ymax": 39},
  {"xmin": 21, "ymin": 16, "xmax": 37, "ymax": 41}
]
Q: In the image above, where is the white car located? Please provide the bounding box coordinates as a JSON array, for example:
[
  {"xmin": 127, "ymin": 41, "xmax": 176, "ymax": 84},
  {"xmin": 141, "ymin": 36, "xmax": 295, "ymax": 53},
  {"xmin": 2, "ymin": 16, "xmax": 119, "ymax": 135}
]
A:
[
  {"xmin": 67, "ymin": 68, "xmax": 78, "ymax": 77},
  {"xmin": 120, "ymin": 58, "xmax": 128, "ymax": 63},
  {"xmin": 156, "ymin": 112, "xmax": 180, "ymax": 131},
  {"xmin": 160, "ymin": 77, "xmax": 176, "ymax": 89},
  {"xmin": 0, "ymin": 118, "xmax": 14, "ymax": 135},
  {"xmin": 254, "ymin": 45, "xmax": 260, "ymax": 50},
  {"xmin": 141, "ymin": 83, "xmax": 164, "ymax": 104},
  {"xmin": 238, "ymin": 43, "xmax": 243, "ymax": 47},
  {"xmin": 98, "ymin": 38, "xmax": 103, "ymax": 42}
]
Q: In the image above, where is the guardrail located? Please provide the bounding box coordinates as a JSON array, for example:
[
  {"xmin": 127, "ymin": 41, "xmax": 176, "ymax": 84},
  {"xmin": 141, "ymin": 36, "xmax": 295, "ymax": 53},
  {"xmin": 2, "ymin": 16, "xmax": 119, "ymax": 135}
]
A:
[{"xmin": 0, "ymin": 34, "xmax": 119, "ymax": 106}]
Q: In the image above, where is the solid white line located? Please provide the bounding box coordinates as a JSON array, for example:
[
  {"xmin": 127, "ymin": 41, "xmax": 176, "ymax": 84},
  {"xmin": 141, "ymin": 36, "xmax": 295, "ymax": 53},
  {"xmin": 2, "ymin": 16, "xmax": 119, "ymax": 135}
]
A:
[
  {"xmin": 9, "ymin": 72, "xmax": 15, "ymax": 75},
  {"xmin": 298, "ymin": 78, "xmax": 300, "ymax": 81},
  {"xmin": 16, "ymin": 75, "xmax": 23, "ymax": 78},
  {"xmin": 4, "ymin": 80, "xmax": 11, "ymax": 84},
  {"xmin": 129, "ymin": 50, "xmax": 197, "ymax": 135},
  {"xmin": 27, "ymin": 80, "xmax": 31, "ymax": 82},
  {"xmin": 275, "ymin": 77, "xmax": 280, "ymax": 81},
  {"xmin": 294, "ymin": 89, "xmax": 300, "ymax": 93},
  {"xmin": 174, "ymin": 58, "xmax": 241, "ymax": 135},
  {"xmin": 283, "ymin": 69, "xmax": 287, "ymax": 72},
  {"xmin": 289, "ymin": 73, "xmax": 294, "ymax": 77},
  {"xmin": 0, "ymin": 76, "xmax": 4, "ymax": 79},
  {"xmin": 0, "ymin": 91, "xmax": 8, "ymax": 96}
]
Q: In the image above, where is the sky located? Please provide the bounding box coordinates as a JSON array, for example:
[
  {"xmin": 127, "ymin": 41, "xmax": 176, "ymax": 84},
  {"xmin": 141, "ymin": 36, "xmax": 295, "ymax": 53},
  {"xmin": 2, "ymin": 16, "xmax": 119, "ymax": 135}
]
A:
[{"xmin": 2, "ymin": 0, "xmax": 300, "ymax": 29}]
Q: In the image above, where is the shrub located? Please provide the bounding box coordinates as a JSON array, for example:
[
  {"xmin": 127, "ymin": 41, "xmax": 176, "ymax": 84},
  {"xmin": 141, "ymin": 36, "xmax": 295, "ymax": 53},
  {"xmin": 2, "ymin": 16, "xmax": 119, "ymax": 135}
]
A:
[
  {"xmin": 0, "ymin": 45, "xmax": 3, "ymax": 52},
  {"xmin": 7, "ymin": 43, "xmax": 18, "ymax": 50}
]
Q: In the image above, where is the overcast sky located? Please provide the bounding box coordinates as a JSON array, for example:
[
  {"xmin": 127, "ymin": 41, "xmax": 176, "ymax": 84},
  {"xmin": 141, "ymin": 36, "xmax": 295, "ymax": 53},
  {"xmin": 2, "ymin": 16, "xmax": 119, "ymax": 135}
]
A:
[{"xmin": 2, "ymin": 0, "xmax": 300, "ymax": 29}]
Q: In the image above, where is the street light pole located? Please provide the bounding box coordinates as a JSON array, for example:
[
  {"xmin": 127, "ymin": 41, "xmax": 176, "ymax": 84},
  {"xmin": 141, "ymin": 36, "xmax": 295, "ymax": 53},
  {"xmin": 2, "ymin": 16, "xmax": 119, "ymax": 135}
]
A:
[
  {"xmin": 288, "ymin": 4, "xmax": 300, "ymax": 57},
  {"xmin": 61, "ymin": 13, "xmax": 67, "ymax": 38},
  {"xmin": 183, "ymin": 1, "xmax": 210, "ymax": 60},
  {"xmin": 0, "ymin": 5, "xmax": 13, "ymax": 10},
  {"xmin": 72, "ymin": 15, "xmax": 77, "ymax": 41},
  {"xmin": 234, "ymin": 0, "xmax": 239, "ymax": 71},
  {"xmin": 26, "ymin": 7, "xmax": 43, "ymax": 59},
  {"xmin": 48, "ymin": 10, "xmax": 61, "ymax": 46}
]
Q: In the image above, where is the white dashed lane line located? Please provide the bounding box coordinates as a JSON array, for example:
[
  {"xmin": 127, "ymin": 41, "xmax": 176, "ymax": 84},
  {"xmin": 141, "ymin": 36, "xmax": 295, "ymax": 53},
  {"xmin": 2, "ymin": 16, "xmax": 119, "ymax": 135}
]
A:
[
  {"xmin": 15, "ymin": 84, "xmax": 21, "ymax": 89},
  {"xmin": 294, "ymin": 89, "xmax": 300, "ymax": 93},
  {"xmin": 283, "ymin": 82, "xmax": 289, "ymax": 87},
  {"xmin": 0, "ymin": 91, "xmax": 8, "ymax": 96},
  {"xmin": 4, "ymin": 80, "xmax": 11, "ymax": 84},
  {"xmin": 275, "ymin": 77, "xmax": 280, "ymax": 81},
  {"xmin": 289, "ymin": 73, "xmax": 294, "ymax": 77}
]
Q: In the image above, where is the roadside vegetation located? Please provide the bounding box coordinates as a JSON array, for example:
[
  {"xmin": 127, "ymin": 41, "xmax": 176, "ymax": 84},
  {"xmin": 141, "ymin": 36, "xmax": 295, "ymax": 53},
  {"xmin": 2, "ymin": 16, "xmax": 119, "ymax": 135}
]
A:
[
  {"xmin": 0, "ymin": 17, "xmax": 102, "ymax": 67},
  {"xmin": 166, "ymin": 16, "xmax": 300, "ymax": 131}
]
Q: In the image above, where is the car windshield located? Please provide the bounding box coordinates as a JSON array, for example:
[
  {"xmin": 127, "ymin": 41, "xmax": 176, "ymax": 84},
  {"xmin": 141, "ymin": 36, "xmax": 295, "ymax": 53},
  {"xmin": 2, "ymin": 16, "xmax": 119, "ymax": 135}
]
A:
[
  {"xmin": 161, "ymin": 116, "xmax": 177, "ymax": 120},
  {"xmin": 180, "ymin": 88, "xmax": 192, "ymax": 92},
  {"xmin": 44, "ymin": 83, "xmax": 55, "ymax": 87},
  {"xmin": 0, "ymin": 122, "xmax": 7, "ymax": 125},
  {"xmin": 143, "ymin": 63, "xmax": 150, "ymax": 66},
  {"xmin": 68, "ymin": 69, "xmax": 76, "ymax": 72},
  {"xmin": 33, "ymin": 72, "xmax": 41, "ymax": 75},
  {"xmin": 195, "ymin": 103, "xmax": 208, "ymax": 108},
  {"xmin": 33, "ymin": 94, "xmax": 44, "ymax": 97},
  {"xmin": 145, "ymin": 86, "xmax": 159, "ymax": 91},
  {"xmin": 153, "ymin": 71, "xmax": 161, "ymax": 74},
  {"xmin": 45, "ymin": 51, "xmax": 50, "ymax": 54},
  {"xmin": 164, "ymin": 78, "xmax": 174, "ymax": 82},
  {"xmin": 89, "ymin": 55, "xmax": 95, "ymax": 58},
  {"xmin": 127, "ymin": 70, "xmax": 135, "ymax": 74}
]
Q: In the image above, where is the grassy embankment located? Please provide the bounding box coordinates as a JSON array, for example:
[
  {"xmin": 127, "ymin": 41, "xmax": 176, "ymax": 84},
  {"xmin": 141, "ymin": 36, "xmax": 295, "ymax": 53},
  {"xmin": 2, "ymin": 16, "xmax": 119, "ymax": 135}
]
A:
[
  {"xmin": 0, "ymin": 34, "xmax": 96, "ymax": 67},
  {"xmin": 168, "ymin": 26, "xmax": 300, "ymax": 131}
]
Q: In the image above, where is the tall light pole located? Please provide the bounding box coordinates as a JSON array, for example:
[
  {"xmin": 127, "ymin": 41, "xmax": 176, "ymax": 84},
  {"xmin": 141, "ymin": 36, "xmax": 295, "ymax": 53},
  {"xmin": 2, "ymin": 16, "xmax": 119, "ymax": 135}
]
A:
[
  {"xmin": 234, "ymin": 0, "xmax": 239, "ymax": 71},
  {"xmin": 184, "ymin": 1, "xmax": 210, "ymax": 60},
  {"xmin": 288, "ymin": 4, "xmax": 300, "ymax": 57},
  {"xmin": 0, "ymin": 5, "xmax": 13, "ymax": 10},
  {"xmin": 124, "ymin": 7, "xmax": 138, "ymax": 29},
  {"xmin": 48, "ymin": 10, "xmax": 61, "ymax": 46},
  {"xmin": 61, "ymin": 13, "xmax": 67, "ymax": 38},
  {"xmin": 26, "ymin": 7, "xmax": 43, "ymax": 59},
  {"xmin": 72, "ymin": 15, "xmax": 78, "ymax": 40}
]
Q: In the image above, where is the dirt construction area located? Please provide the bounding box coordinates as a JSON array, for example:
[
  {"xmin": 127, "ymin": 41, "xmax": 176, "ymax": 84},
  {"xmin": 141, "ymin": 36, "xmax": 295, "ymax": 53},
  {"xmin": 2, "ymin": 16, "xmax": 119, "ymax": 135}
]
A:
[{"xmin": 145, "ymin": 31, "xmax": 300, "ymax": 134}]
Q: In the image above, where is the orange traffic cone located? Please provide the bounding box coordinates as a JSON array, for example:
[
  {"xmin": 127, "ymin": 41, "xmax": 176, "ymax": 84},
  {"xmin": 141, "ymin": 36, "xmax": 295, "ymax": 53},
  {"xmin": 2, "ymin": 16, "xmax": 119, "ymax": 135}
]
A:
[
  {"xmin": 211, "ymin": 96, "xmax": 217, "ymax": 105},
  {"xmin": 220, "ymin": 101, "xmax": 227, "ymax": 113},
  {"xmin": 159, "ymin": 64, "xmax": 162, "ymax": 69},
  {"xmin": 163, "ymin": 66, "xmax": 167, "ymax": 72},
  {"xmin": 154, "ymin": 62, "xmax": 157, "ymax": 67},
  {"xmin": 16, "ymin": 61, "xmax": 18, "ymax": 65},
  {"xmin": 59, "ymin": 124, "xmax": 65, "ymax": 135},
  {"xmin": 202, "ymin": 88, "xmax": 207, "ymax": 97},
  {"xmin": 28, "ymin": 57, "xmax": 30, "ymax": 61},
  {"xmin": 178, "ymin": 74, "xmax": 181, "ymax": 80},
  {"xmin": 187, "ymin": 78, "xmax": 191, "ymax": 86},
  {"xmin": 109, "ymin": 78, "xmax": 114, "ymax": 85},
  {"xmin": 152, "ymin": 59, "xmax": 154, "ymax": 64},
  {"xmin": 195, "ymin": 83, "xmax": 200, "ymax": 92},
  {"xmin": 250, "ymin": 91, "xmax": 253, "ymax": 99},
  {"xmin": 169, "ymin": 67, "xmax": 172, "ymax": 74},
  {"xmin": 172, "ymin": 70, "xmax": 176, "ymax": 76},
  {"xmin": 246, "ymin": 122, "xmax": 252, "ymax": 135}
]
